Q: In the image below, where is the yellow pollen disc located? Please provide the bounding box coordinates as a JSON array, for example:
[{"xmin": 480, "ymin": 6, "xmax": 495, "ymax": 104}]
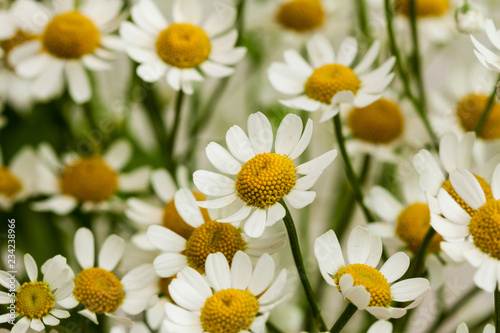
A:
[
  {"xmin": 43, "ymin": 12, "xmax": 100, "ymax": 59},
  {"xmin": 396, "ymin": 203, "xmax": 443, "ymax": 253},
  {"xmin": 186, "ymin": 220, "xmax": 246, "ymax": 273},
  {"xmin": 74, "ymin": 267, "xmax": 125, "ymax": 314},
  {"xmin": 396, "ymin": 0, "xmax": 449, "ymax": 17},
  {"xmin": 60, "ymin": 157, "xmax": 118, "ymax": 202},
  {"xmin": 348, "ymin": 99, "xmax": 404, "ymax": 144},
  {"xmin": 15, "ymin": 282, "xmax": 54, "ymax": 319},
  {"xmin": 163, "ymin": 191, "xmax": 211, "ymax": 239},
  {"xmin": 236, "ymin": 152, "xmax": 296, "ymax": 208},
  {"xmin": 156, "ymin": 23, "xmax": 211, "ymax": 68},
  {"xmin": 334, "ymin": 264, "xmax": 392, "ymax": 308},
  {"xmin": 201, "ymin": 289, "xmax": 259, "ymax": 333},
  {"xmin": 470, "ymin": 200, "xmax": 500, "ymax": 260},
  {"xmin": 442, "ymin": 174, "xmax": 493, "ymax": 217},
  {"xmin": 1, "ymin": 30, "xmax": 37, "ymax": 66},
  {"xmin": 0, "ymin": 167, "xmax": 22, "ymax": 198},
  {"xmin": 456, "ymin": 94, "xmax": 500, "ymax": 140},
  {"xmin": 304, "ymin": 64, "xmax": 360, "ymax": 105},
  {"xmin": 276, "ymin": 0, "xmax": 325, "ymax": 32}
]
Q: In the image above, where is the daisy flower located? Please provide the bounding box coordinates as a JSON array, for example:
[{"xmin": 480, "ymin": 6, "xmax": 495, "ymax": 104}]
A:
[
  {"xmin": 12, "ymin": 0, "xmax": 124, "ymax": 104},
  {"xmin": 148, "ymin": 188, "xmax": 285, "ymax": 277},
  {"xmin": 471, "ymin": 19, "xmax": 500, "ymax": 74},
  {"xmin": 33, "ymin": 140, "xmax": 150, "ymax": 215},
  {"xmin": 456, "ymin": 322, "xmax": 495, "ymax": 333},
  {"xmin": 165, "ymin": 251, "xmax": 287, "ymax": 332},
  {"xmin": 275, "ymin": 0, "xmax": 326, "ymax": 33},
  {"xmin": 193, "ymin": 111, "xmax": 337, "ymax": 238},
  {"xmin": 68, "ymin": 227, "xmax": 157, "ymax": 324},
  {"xmin": 432, "ymin": 165, "xmax": 500, "ymax": 292},
  {"xmin": 267, "ymin": 33, "xmax": 395, "ymax": 122},
  {"xmin": 120, "ymin": 0, "xmax": 246, "ymax": 95},
  {"xmin": 314, "ymin": 226, "xmax": 430, "ymax": 320},
  {"xmin": 0, "ymin": 254, "xmax": 74, "ymax": 333}
]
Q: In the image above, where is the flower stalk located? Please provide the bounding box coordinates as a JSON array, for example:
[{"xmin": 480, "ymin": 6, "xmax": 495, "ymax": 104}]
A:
[
  {"xmin": 330, "ymin": 302, "xmax": 357, "ymax": 333},
  {"xmin": 475, "ymin": 75, "xmax": 500, "ymax": 136}
]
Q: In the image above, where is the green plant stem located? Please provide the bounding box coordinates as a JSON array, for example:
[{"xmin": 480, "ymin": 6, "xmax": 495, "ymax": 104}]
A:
[
  {"xmin": 475, "ymin": 76, "xmax": 500, "ymax": 136},
  {"xmin": 165, "ymin": 90, "xmax": 184, "ymax": 175},
  {"xmin": 333, "ymin": 115, "xmax": 375, "ymax": 222},
  {"xmin": 495, "ymin": 288, "xmax": 500, "ymax": 332},
  {"xmin": 330, "ymin": 303, "xmax": 357, "ymax": 333},
  {"xmin": 408, "ymin": 0, "xmax": 427, "ymax": 112},
  {"xmin": 266, "ymin": 322, "xmax": 285, "ymax": 333},
  {"xmin": 355, "ymin": 0, "xmax": 372, "ymax": 44},
  {"xmin": 280, "ymin": 199, "xmax": 327, "ymax": 332}
]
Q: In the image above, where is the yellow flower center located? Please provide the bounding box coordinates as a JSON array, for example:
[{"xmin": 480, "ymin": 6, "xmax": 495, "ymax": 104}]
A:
[
  {"xmin": 74, "ymin": 267, "xmax": 125, "ymax": 314},
  {"xmin": 396, "ymin": 0, "xmax": 449, "ymax": 17},
  {"xmin": 0, "ymin": 167, "xmax": 22, "ymax": 198},
  {"xmin": 396, "ymin": 203, "xmax": 443, "ymax": 253},
  {"xmin": 1, "ymin": 30, "xmax": 37, "ymax": 67},
  {"xmin": 15, "ymin": 282, "xmax": 54, "ymax": 319},
  {"xmin": 456, "ymin": 94, "xmax": 500, "ymax": 140},
  {"xmin": 304, "ymin": 64, "xmax": 360, "ymax": 105},
  {"xmin": 201, "ymin": 289, "xmax": 259, "ymax": 333},
  {"xmin": 163, "ymin": 191, "xmax": 211, "ymax": 240},
  {"xmin": 442, "ymin": 174, "xmax": 493, "ymax": 217},
  {"xmin": 236, "ymin": 152, "xmax": 296, "ymax": 208},
  {"xmin": 186, "ymin": 220, "xmax": 246, "ymax": 273},
  {"xmin": 469, "ymin": 200, "xmax": 500, "ymax": 260},
  {"xmin": 334, "ymin": 264, "xmax": 392, "ymax": 308},
  {"xmin": 276, "ymin": 0, "xmax": 325, "ymax": 32},
  {"xmin": 347, "ymin": 99, "xmax": 404, "ymax": 144},
  {"xmin": 156, "ymin": 23, "xmax": 211, "ymax": 68},
  {"xmin": 60, "ymin": 157, "xmax": 118, "ymax": 202}
]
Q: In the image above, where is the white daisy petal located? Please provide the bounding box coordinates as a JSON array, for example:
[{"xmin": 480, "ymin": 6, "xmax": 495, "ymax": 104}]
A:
[
  {"xmin": 81, "ymin": 54, "xmax": 111, "ymax": 71},
  {"xmin": 173, "ymin": 0, "xmax": 201, "ymax": 24},
  {"xmin": 337, "ymin": 37, "xmax": 358, "ymax": 67},
  {"xmin": 175, "ymin": 188, "xmax": 205, "ymax": 227},
  {"xmin": 279, "ymin": 95, "xmax": 322, "ymax": 112},
  {"xmin": 193, "ymin": 170, "xmax": 236, "ymax": 196},
  {"xmin": 165, "ymin": 303, "xmax": 202, "ymax": 326},
  {"xmin": 314, "ymin": 230, "xmax": 345, "ymax": 286},
  {"xmin": 339, "ymin": 274, "xmax": 370, "ymax": 309},
  {"xmin": 121, "ymin": 264, "xmax": 157, "ymax": 291},
  {"xmin": 284, "ymin": 190, "xmax": 316, "ymax": 209},
  {"xmin": 307, "ymin": 34, "xmax": 335, "ymax": 67},
  {"xmin": 449, "ymin": 168, "xmax": 487, "ymax": 210},
  {"xmin": 151, "ymin": 169, "xmax": 177, "ymax": 203},
  {"xmin": 53, "ymin": 280, "xmax": 74, "ymax": 301},
  {"xmin": 367, "ymin": 186, "xmax": 403, "ymax": 222},
  {"xmin": 203, "ymin": 6, "xmax": 236, "ymax": 36},
  {"xmin": 266, "ymin": 203, "xmax": 285, "ymax": 226},
  {"xmin": 74, "ymin": 228, "xmax": 95, "ymax": 269},
  {"xmin": 431, "ymin": 213, "xmax": 469, "ymax": 240},
  {"xmin": 126, "ymin": 198, "xmax": 163, "ymax": 225},
  {"xmin": 24, "ymin": 254, "xmax": 37, "ymax": 282},
  {"xmin": 289, "ymin": 119, "xmax": 313, "ymax": 160},
  {"xmin": 176, "ymin": 267, "xmax": 212, "ymax": 299},
  {"xmin": 354, "ymin": 41, "xmax": 380, "ymax": 74},
  {"xmin": 244, "ymin": 208, "xmax": 267, "ymax": 238},
  {"xmin": 167, "ymin": 67, "xmax": 182, "ymax": 91},
  {"xmin": 65, "ymin": 61, "xmax": 91, "ymax": 104},
  {"xmin": 42, "ymin": 315, "xmax": 59, "ymax": 326},
  {"xmin": 391, "ymin": 278, "xmax": 430, "ymax": 302},
  {"xmin": 473, "ymin": 258, "xmax": 498, "ymax": 293},
  {"xmin": 437, "ymin": 188, "xmax": 470, "ymax": 225},
  {"xmin": 248, "ymin": 112, "xmax": 273, "ymax": 154},
  {"xmin": 16, "ymin": 53, "xmax": 50, "ymax": 79},
  {"xmin": 206, "ymin": 252, "xmax": 231, "ymax": 291},
  {"xmin": 205, "ymin": 142, "xmax": 241, "ymax": 175},
  {"xmin": 120, "ymin": 21, "xmax": 156, "ymax": 48},
  {"xmin": 492, "ymin": 164, "xmax": 500, "ymax": 200},
  {"xmin": 30, "ymin": 318, "xmax": 44, "ymax": 331},
  {"xmin": 103, "ymin": 139, "xmax": 132, "ymax": 171},
  {"xmin": 196, "ymin": 193, "xmax": 238, "ymax": 209},
  {"xmin": 217, "ymin": 205, "xmax": 252, "ymax": 223},
  {"xmin": 78, "ymin": 309, "xmax": 98, "ymax": 324},
  {"xmin": 131, "ymin": 0, "xmax": 168, "ymax": 34},
  {"xmin": 11, "ymin": 317, "xmax": 30, "ymax": 333},
  {"xmin": 200, "ymin": 60, "xmax": 234, "ymax": 78},
  {"xmin": 296, "ymin": 149, "xmax": 337, "ymax": 175},
  {"xmin": 379, "ymin": 252, "xmax": 410, "ymax": 283},
  {"xmin": 275, "ymin": 113, "xmax": 303, "ymax": 156},
  {"xmin": 258, "ymin": 269, "xmax": 287, "ymax": 306},
  {"xmin": 283, "ymin": 50, "xmax": 313, "ymax": 78},
  {"xmin": 367, "ymin": 320, "xmax": 393, "ymax": 333},
  {"xmin": 226, "ymin": 125, "xmax": 255, "ymax": 162},
  {"xmin": 231, "ymin": 251, "xmax": 253, "ymax": 290},
  {"xmin": 98, "ymin": 235, "xmax": 125, "ymax": 271},
  {"xmin": 347, "ymin": 226, "xmax": 382, "ymax": 266},
  {"xmin": 268, "ymin": 62, "xmax": 307, "ymax": 95},
  {"xmin": 210, "ymin": 47, "xmax": 246, "ymax": 65},
  {"xmin": 248, "ymin": 253, "xmax": 275, "ymax": 295},
  {"xmin": 154, "ymin": 253, "xmax": 188, "ymax": 277}
]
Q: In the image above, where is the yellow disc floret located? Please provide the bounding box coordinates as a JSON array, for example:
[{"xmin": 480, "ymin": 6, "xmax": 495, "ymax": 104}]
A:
[
  {"xmin": 0, "ymin": 167, "xmax": 22, "ymax": 198},
  {"xmin": 443, "ymin": 174, "xmax": 493, "ymax": 216},
  {"xmin": 304, "ymin": 64, "xmax": 361, "ymax": 105},
  {"xmin": 236, "ymin": 152, "xmax": 296, "ymax": 208},
  {"xmin": 348, "ymin": 99, "xmax": 404, "ymax": 144},
  {"xmin": 469, "ymin": 200, "xmax": 500, "ymax": 260},
  {"xmin": 74, "ymin": 267, "xmax": 125, "ymax": 314},
  {"xmin": 456, "ymin": 94, "xmax": 500, "ymax": 140},
  {"xmin": 396, "ymin": 0, "xmax": 449, "ymax": 17},
  {"xmin": 201, "ymin": 289, "xmax": 259, "ymax": 333},
  {"xmin": 186, "ymin": 220, "xmax": 246, "ymax": 273},
  {"xmin": 276, "ymin": 0, "xmax": 325, "ymax": 32},
  {"xmin": 156, "ymin": 23, "xmax": 211, "ymax": 68},
  {"xmin": 43, "ymin": 12, "xmax": 100, "ymax": 59},
  {"xmin": 334, "ymin": 264, "xmax": 392, "ymax": 307},
  {"xmin": 15, "ymin": 282, "xmax": 54, "ymax": 319},
  {"xmin": 396, "ymin": 203, "xmax": 443, "ymax": 253},
  {"xmin": 60, "ymin": 157, "xmax": 118, "ymax": 202}
]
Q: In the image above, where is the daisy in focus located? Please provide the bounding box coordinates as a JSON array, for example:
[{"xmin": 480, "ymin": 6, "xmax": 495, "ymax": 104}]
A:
[
  {"xmin": 314, "ymin": 226, "xmax": 430, "ymax": 320},
  {"xmin": 165, "ymin": 251, "xmax": 287, "ymax": 332},
  {"xmin": 0, "ymin": 254, "xmax": 74, "ymax": 333},
  {"xmin": 267, "ymin": 34, "xmax": 395, "ymax": 122},
  {"xmin": 120, "ymin": 0, "xmax": 246, "ymax": 95},
  {"xmin": 194, "ymin": 111, "xmax": 337, "ymax": 238},
  {"xmin": 33, "ymin": 140, "xmax": 150, "ymax": 215},
  {"xmin": 12, "ymin": 0, "xmax": 124, "ymax": 103}
]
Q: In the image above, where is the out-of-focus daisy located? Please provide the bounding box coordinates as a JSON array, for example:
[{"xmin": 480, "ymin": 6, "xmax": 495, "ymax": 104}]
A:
[
  {"xmin": 165, "ymin": 251, "xmax": 287, "ymax": 332},
  {"xmin": 148, "ymin": 188, "xmax": 285, "ymax": 277},
  {"xmin": 472, "ymin": 19, "xmax": 500, "ymax": 73},
  {"xmin": 267, "ymin": 34, "xmax": 395, "ymax": 122},
  {"xmin": 33, "ymin": 140, "xmax": 150, "ymax": 215},
  {"xmin": 455, "ymin": 3, "xmax": 485, "ymax": 34},
  {"xmin": 433, "ymin": 165, "xmax": 500, "ymax": 292},
  {"xmin": 0, "ymin": 254, "xmax": 74, "ymax": 333},
  {"xmin": 456, "ymin": 322, "xmax": 495, "ymax": 333},
  {"xmin": 67, "ymin": 227, "xmax": 157, "ymax": 324},
  {"xmin": 276, "ymin": 0, "xmax": 326, "ymax": 32},
  {"xmin": 12, "ymin": 0, "xmax": 124, "ymax": 103},
  {"xmin": 314, "ymin": 226, "xmax": 430, "ymax": 320},
  {"xmin": 120, "ymin": 0, "xmax": 246, "ymax": 95},
  {"xmin": 194, "ymin": 112, "xmax": 337, "ymax": 238},
  {"xmin": 0, "ymin": 146, "xmax": 38, "ymax": 211}
]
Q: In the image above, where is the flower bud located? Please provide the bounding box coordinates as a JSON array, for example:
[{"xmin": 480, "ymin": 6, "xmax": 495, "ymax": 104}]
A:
[{"xmin": 456, "ymin": 5, "xmax": 485, "ymax": 34}]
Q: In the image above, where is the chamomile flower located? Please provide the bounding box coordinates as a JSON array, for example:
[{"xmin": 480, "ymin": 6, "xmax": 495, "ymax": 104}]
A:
[
  {"xmin": 12, "ymin": 0, "xmax": 125, "ymax": 104},
  {"xmin": 120, "ymin": 0, "xmax": 246, "ymax": 95},
  {"xmin": 0, "ymin": 254, "xmax": 74, "ymax": 333},
  {"xmin": 193, "ymin": 112, "xmax": 337, "ymax": 238},
  {"xmin": 165, "ymin": 251, "xmax": 287, "ymax": 333},
  {"xmin": 314, "ymin": 226, "xmax": 430, "ymax": 320},
  {"xmin": 267, "ymin": 34, "xmax": 395, "ymax": 122},
  {"xmin": 148, "ymin": 188, "xmax": 285, "ymax": 277},
  {"xmin": 33, "ymin": 140, "xmax": 150, "ymax": 215},
  {"xmin": 456, "ymin": 322, "xmax": 495, "ymax": 333},
  {"xmin": 276, "ymin": 0, "xmax": 326, "ymax": 32},
  {"xmin": 471, "ymin": 19, "xmax": 500, "ymax": 73}
]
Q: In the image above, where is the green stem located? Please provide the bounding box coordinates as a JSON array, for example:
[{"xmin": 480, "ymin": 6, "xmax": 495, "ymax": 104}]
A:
[
  {"xmin": 332, "ymin": 115, "xmax": 375, "ymax": 222},
  {"xmin": 280, "ymin": 200, "xmax": 327, "ymax": 332},
  {"xmin": 165, "ymin": 90, "xmax": 184, "ymax": 175},
  {"xmin": 475, "ymin": 76, "xmax": 500, "ymax": 136},
  {"xmin": 495, "ymin": 288, "xmax": 500, "ymax": 332},
  {"xmin": 330, "ymin": 303, "xmax": 357, "ymax": 333},
  {"xmin": 410, "ymin": 227, "xmax": 436, "ymax": 277},
  {"xmin": 266, "ymin": 321, "xmax": 285, "ymax": 333},
  {"xmin": 409, "ymin": 0, "xmax": 426, "ymax": 111},
  {"xmin": 355, "ymin": 0, "xmax": 372, "ymax": 44}
]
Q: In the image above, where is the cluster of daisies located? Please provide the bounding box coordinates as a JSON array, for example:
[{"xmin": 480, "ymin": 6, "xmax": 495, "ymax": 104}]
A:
[{"xmin": 2, "ymin": 0, "xmax": 500, "ymax": 332}]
